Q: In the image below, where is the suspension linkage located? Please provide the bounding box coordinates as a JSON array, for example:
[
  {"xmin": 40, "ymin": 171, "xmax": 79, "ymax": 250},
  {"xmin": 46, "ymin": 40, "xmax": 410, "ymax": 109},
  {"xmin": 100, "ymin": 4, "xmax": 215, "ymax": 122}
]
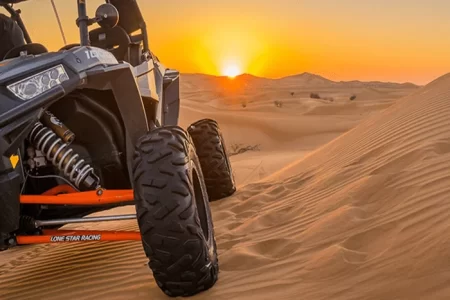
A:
[
  {"xmin": 35, "ymin": 214, "xmax": 137, "ymax": 227},
  {"xmin": 20, "ymin": 189, "xmax": 135, "ymax": 205}
]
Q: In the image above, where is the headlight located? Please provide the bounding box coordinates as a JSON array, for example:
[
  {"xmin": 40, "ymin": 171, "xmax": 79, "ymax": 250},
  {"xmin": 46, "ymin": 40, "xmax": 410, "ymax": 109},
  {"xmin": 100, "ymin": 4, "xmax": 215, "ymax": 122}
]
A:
[{"xmin": 7, "ymin": 65, "xmax": 69, "ymax": 101}]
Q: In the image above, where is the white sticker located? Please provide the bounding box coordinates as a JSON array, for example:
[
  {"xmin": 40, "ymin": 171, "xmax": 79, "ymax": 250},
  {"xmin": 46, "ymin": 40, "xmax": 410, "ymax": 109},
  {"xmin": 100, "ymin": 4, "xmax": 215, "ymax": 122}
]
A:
[
  {"xmin": 84, "ymin": 49, "xmax": 117, "ymax": 64},
  {"xmin": 50, "ymin": 234, "xmax": 102, "ymax": 242}
]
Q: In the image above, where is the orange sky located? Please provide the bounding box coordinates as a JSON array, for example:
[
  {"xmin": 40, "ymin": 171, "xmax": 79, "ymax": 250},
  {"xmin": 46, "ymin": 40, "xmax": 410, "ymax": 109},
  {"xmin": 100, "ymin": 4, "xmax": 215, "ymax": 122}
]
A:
[{"xmin": 7, "ymin": 0, "xmax": 450, "ymax": 85}]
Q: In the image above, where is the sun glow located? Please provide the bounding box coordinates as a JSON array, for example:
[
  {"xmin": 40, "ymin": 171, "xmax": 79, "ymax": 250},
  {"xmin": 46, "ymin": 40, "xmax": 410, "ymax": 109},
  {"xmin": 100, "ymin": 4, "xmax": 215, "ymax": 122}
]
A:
[{"xmin": 222, "ymin": 64, "xmax": 241, "ymax": 78}]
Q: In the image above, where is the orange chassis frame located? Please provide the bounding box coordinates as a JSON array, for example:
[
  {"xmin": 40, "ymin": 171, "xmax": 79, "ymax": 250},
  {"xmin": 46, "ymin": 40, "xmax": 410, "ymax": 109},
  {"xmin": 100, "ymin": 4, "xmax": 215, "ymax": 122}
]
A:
[{"xmin": 15, "ymin": 185, "xmax": 142, "ymax": 245}]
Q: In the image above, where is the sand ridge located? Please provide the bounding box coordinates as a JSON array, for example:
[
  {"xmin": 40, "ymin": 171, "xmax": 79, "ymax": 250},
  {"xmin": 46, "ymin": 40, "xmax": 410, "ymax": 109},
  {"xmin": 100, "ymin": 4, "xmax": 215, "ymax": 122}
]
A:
[{"xmin": 3, "ymin": 72, "xmax": 449, "ymax": 300}]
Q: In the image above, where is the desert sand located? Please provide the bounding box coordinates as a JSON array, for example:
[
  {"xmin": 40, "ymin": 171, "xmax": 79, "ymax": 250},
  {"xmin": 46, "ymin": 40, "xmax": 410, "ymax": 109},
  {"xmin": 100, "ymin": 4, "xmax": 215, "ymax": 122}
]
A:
[{"xmin": 4, "ymin": 71, "xmax": 450, "ymax": 300}]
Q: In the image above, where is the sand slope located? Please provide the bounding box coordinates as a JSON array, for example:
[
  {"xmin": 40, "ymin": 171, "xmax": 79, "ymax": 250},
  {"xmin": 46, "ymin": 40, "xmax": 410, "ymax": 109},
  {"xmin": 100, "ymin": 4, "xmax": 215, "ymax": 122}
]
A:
[
  {"xmin": 208, "ymin": 73, "xmax": 450, "ymax": 300},
  {"xmin": 178, "ymin": 73, "xmax": 416, "ymax": 186},
  {"xmin": 2, "ymin": 72, "xmax": 448, "ymax": 300}
]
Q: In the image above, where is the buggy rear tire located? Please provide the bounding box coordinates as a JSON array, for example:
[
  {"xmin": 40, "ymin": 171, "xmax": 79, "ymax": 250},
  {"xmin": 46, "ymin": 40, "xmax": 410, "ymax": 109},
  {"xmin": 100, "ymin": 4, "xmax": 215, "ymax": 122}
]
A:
[
  {"xmin": 187, "ymin": 119, "xmax": 236, "ymax": 201},
  {"xmin": 132, "ymin": 126, "xmax": 218, "ymax": 297}
]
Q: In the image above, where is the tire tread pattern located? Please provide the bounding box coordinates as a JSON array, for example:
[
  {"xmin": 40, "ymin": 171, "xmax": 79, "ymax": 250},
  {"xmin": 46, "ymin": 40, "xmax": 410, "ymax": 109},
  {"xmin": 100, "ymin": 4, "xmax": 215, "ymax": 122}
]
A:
[
  {"xmin": 187, "ymin": 119, "xmax": 236, "ymax": 201},
  {"xmin": 132, "ymin": 126, "xmax": 218, "ymax": 297}
]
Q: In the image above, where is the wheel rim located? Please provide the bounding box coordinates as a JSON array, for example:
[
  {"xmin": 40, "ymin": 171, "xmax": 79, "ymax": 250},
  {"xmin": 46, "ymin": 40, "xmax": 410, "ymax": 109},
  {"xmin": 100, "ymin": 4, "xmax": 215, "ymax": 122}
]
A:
[{"xmin": 193, "ymin": 168, "xmax": 210, "ymax": 242}]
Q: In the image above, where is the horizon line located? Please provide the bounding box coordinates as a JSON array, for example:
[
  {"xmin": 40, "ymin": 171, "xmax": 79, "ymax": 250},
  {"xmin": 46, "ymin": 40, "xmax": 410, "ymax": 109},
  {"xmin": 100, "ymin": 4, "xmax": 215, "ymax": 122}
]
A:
[{"xmin": 180, "ymin": 71, "xmax": 423, "ymax": 86}]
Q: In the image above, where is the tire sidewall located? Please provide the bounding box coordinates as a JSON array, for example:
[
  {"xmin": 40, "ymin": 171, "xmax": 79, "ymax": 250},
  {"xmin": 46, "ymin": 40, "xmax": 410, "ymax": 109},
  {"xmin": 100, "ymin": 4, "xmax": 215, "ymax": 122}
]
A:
[
  {"xmin": 188, "ymin": 136, "xmax": 217, "ymax": 258},
  {"xmin": 218, "ymin": 131, "xmax": 236, "ymax": 187}
]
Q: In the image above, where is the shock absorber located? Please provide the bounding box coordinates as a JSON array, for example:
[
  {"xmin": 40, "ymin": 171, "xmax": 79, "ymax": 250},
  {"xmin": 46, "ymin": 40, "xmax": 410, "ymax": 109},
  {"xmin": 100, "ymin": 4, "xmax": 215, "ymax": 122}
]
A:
[
  {"xmin": 28, "ymin": 113, "xmax": 101, "ymax": 191},
  {"xmin": 40, "ymin": 110, "xmax": 75, "ymax": 144}
]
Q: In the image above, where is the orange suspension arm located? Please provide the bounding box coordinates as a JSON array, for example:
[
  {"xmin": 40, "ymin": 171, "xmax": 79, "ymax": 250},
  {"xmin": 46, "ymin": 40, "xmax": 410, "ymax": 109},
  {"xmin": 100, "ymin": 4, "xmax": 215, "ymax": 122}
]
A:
[
  {"xmin": 42, "ymin": 184, "xmax": 78, "ymax": 195},
  {"xmin": 16, "ymin": 189, "xmax": 140, "ymax": 245},
  {"xmin": 16, "ymin": 229, "xmax": 142, "ymax": 244},
  {"xmin": 20, "ymin": 189, "xmax": 135, "ymax": 205}
]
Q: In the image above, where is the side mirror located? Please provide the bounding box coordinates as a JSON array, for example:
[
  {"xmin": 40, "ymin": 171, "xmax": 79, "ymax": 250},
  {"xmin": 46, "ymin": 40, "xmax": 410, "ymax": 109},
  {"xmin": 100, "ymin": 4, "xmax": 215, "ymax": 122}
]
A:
[{"xmin": 95, "ymin": 3, "xmax": 119, "ymax": 29}]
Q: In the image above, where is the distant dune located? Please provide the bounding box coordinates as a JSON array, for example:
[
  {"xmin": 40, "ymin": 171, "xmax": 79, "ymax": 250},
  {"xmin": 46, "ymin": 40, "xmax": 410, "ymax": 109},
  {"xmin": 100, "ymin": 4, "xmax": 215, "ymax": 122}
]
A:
[
  {"xmin": 279, "ymin": 72, "xmax": 419, "ymax": 88},
  {"xmin": 181, "ymin": 72, "xmax": 420, "ymax": 90}
]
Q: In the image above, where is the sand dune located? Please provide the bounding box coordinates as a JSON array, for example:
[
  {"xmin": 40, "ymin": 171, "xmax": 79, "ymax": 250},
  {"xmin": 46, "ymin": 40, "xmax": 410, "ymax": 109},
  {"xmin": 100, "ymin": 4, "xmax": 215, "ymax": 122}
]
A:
[{"xmin": 3, "ymin": 72, "xmax": 449, "ymax": 300}]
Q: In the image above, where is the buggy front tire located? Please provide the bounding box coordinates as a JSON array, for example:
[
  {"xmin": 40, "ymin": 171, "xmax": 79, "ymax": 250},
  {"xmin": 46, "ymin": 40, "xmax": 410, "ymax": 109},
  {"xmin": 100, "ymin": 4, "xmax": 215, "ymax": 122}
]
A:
[
  {"xmin": 132, "ymin": 126, "xmax": 218, "ymax": 297},
  {"xmin": 188, "ymin": 119, "xmax": 236, "ymax": 201}
]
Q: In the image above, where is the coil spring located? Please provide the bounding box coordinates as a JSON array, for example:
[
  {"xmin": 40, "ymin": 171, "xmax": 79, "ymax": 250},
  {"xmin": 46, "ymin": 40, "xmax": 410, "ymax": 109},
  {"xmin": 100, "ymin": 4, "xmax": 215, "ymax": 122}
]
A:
[{"xmin": 28, "ymin": 122, "xmax": 100, "ymax": 190}]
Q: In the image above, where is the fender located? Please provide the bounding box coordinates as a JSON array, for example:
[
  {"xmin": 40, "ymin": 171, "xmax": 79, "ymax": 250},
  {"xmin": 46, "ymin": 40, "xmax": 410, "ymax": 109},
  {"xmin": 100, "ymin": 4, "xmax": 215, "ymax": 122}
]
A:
[{"xmin": 82, "ymin": 64, "xmax": 149, "ymax": 184}]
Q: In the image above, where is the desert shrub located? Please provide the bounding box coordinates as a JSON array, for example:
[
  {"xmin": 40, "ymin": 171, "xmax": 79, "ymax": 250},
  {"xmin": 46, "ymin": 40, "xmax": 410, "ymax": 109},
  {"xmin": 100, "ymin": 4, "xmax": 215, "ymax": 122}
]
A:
[
  {"xmin": 310, "ymin": 93, "xmax": 321, "ymax": 99},
  {"xmin": 229, "ymin": 143, "xmax": 261, "ymax": 157},
  {"xmin": 242, "ymin": 102, "xmax": 247, "ymax": 108},
  {"xmin": 350, "ymin": 95, "xmax": 357, "ymax": 101},
  {"xmin": 290, "ymin": 92, "xmax": 295, "ymax": 96},
  {"xmin": 274, "ymin": 100, "xmax": 283, "ymax": 108}
]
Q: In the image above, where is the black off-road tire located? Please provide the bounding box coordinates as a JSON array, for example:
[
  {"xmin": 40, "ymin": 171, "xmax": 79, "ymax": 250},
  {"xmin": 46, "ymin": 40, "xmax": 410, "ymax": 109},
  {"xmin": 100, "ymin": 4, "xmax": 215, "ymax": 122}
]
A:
[
  {"xmin": 187, "ymin": 119, "xmax": 236, "ymax": 201},
  {"xmin": 132, "ymin": 126, "xmax": 219, "ymax": 297}
]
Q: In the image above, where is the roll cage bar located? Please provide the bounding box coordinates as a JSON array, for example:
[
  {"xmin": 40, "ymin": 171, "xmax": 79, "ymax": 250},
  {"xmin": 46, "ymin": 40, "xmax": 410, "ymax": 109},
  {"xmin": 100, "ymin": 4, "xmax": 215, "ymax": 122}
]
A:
[
  {"xmin": 1, "ymin": 3, "xmax": 31, "ymax": 43},
  {"xmin": 0, "ymin": 0, "xmax": 150, "ymax": 53}
]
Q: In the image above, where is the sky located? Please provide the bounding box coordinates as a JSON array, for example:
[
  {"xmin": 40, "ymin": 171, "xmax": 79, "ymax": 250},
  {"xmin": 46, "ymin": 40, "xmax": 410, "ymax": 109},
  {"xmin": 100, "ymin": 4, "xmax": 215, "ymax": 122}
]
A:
[{"xmin": 6, "ymin": 0, "xmax": 450, "ymax": 85}]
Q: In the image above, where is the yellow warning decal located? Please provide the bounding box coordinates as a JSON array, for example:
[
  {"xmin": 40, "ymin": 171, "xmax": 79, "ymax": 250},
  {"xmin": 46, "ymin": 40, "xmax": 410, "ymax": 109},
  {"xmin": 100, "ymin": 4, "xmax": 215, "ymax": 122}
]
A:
[{"xmin": 9, "ymin": 154, "xmax": 19, "ymax": 169}]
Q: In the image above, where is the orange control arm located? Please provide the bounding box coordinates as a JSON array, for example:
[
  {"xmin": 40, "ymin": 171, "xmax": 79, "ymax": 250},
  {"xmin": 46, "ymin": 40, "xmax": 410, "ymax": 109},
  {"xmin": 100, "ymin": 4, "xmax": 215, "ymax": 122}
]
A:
[
  {"xmin": 16, "ymin": 230, "xmax": 141, "ymax": 244},
  {"xmin": 20, "ymin": 189, "xmax": 135, "ymax": 205}
]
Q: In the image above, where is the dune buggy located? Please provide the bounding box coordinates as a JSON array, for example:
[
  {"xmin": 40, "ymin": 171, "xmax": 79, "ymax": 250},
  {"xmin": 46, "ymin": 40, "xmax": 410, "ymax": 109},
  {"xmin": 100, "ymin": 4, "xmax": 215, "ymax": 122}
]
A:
[{"xmin": 0, "ymin": 0, "xmax": 236, "ymax": 297}]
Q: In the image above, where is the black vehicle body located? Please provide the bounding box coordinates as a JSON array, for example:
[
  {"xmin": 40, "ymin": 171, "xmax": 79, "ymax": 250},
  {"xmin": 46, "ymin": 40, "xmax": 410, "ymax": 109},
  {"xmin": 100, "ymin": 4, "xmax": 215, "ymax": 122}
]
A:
[{"xmin": 0, "ymin": 0, "xmax": 180, "ymax": 221}]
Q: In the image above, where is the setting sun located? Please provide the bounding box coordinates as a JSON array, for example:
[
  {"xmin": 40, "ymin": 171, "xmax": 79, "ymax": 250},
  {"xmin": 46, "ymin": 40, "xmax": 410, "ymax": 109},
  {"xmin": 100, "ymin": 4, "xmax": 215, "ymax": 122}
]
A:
[{"xmin": 222, "ymin": 64, "xmax": 241, "ymax": 78}]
